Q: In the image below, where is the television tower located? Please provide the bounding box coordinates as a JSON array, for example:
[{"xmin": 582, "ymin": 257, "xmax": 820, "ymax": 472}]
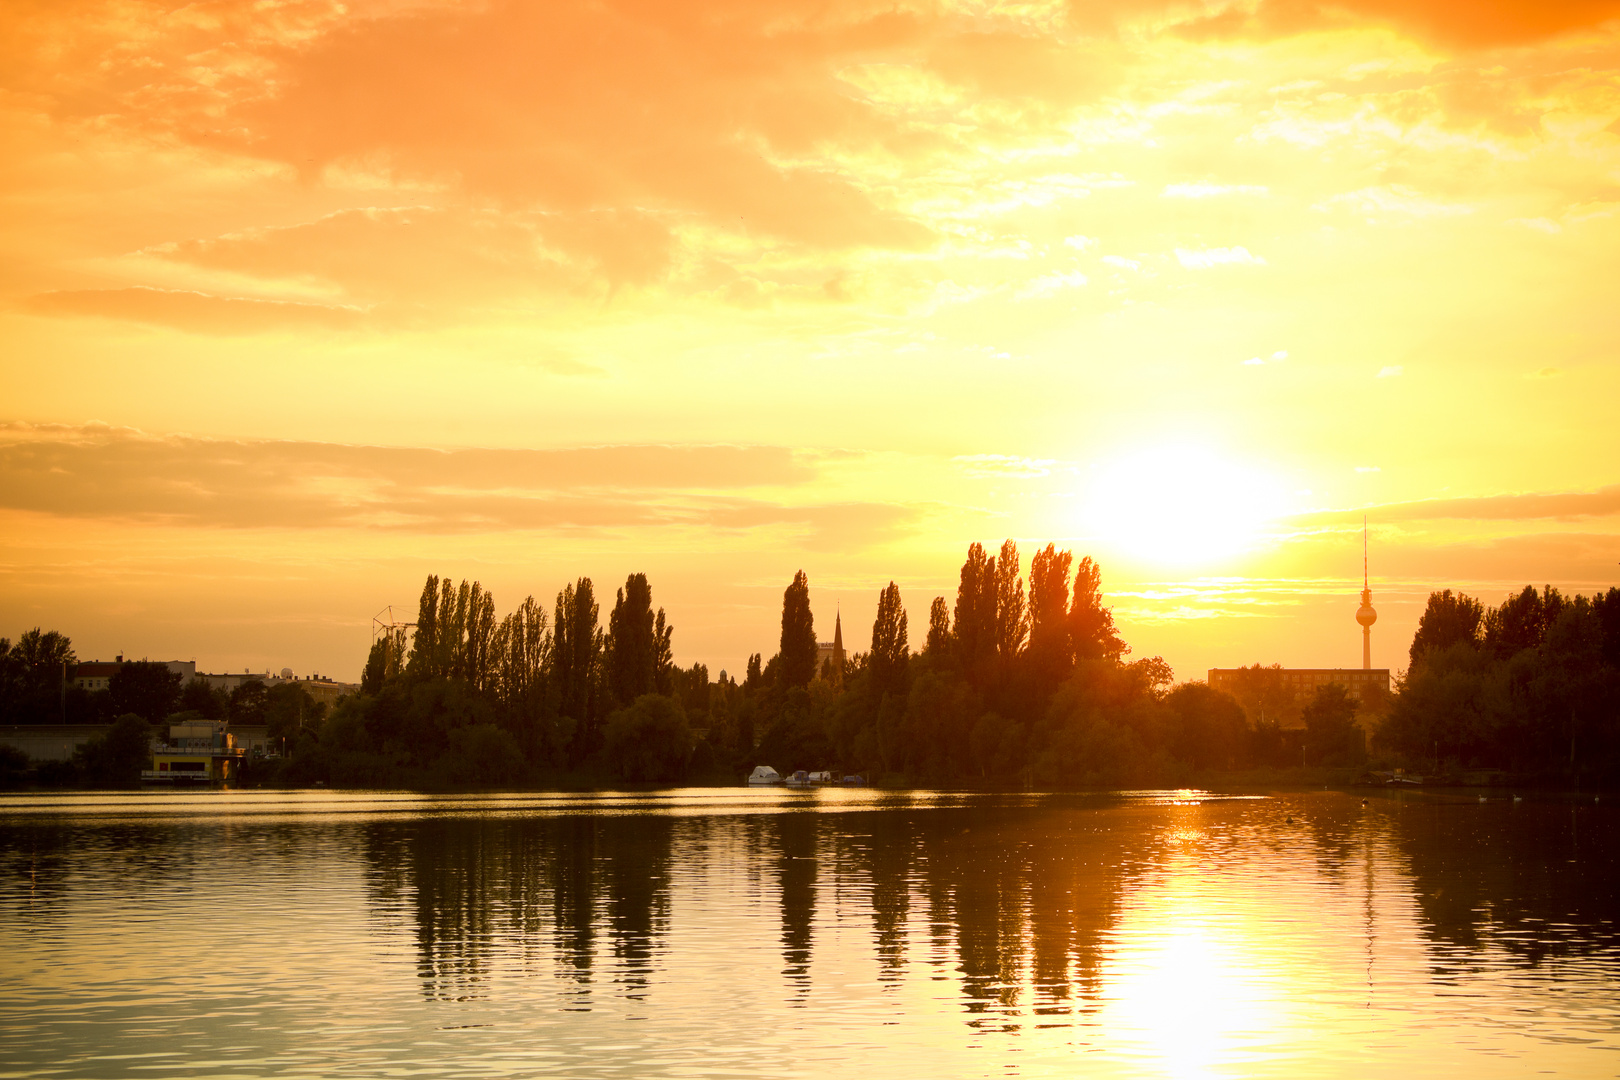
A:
[{"xmin": 1355, "ymin": 517, "xmax": 1377, "ymax": 669}]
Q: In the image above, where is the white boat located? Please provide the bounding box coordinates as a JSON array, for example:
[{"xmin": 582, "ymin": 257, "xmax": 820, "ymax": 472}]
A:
[{"xmin": 747, "ymin": 765, "xmax": 782, "ymax": 786}]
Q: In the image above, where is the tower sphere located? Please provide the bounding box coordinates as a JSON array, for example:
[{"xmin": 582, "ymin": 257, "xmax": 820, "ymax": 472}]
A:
[{"xmin": 1356, "ymin": 597, "xmax": 1377, "ymax": 628}]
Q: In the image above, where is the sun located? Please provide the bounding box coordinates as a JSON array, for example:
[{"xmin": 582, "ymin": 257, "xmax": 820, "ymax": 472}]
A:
[{"xmin": 1077, "ymin": 444, "xmax": 1285, "ymax": 567}]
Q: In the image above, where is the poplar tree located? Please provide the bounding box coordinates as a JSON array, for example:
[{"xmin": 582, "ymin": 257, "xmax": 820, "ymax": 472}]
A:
[
  {"xmin": 953, "ymin": 543, "xmax": 997, "ymax": 680},
  {"xmin": 1027, "ymin": 543, "xmax": 1073, "ymax": 677},
  {"xmin": 654, "ymin": 608, "xmax": 674, "ymax": 695},
  {"xmin": 552, "ymin": 577, "xmax": 602, "ymax": 757},
  {"xmin": 408, "ymin": 574, "xmax": 440, "ymax": 676},
  {"xmin": 779, "ymin": 570, "xmax": 818, "ymax": 688},
  {"xmin": 607, "ymin": 573, "xmax": 657, "ymax": 704},
  {"xmin": 925, "ymin": 597, "xmax": 952, "ymax": 658},
  {"xmin": 869, "ymin": 581, "xmax": 909, "ymax": 695},
  {"xmin": 994, "ymin": 538, "xmax": 1028, "ymax": 665}
]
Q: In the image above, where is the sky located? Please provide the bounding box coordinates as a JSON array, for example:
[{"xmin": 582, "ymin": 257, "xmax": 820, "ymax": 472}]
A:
[{"xmin": 2, "ymin": 0, "xmax": 1618, "ymax": 684}]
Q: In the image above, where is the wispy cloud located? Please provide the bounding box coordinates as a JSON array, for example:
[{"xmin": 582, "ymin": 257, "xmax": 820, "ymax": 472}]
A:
[
  {"xmin": 1162, "ymin": 183, "xmax": 1269, "ymax": 198},
  {"xmin": 1300, "ymin": 485, "xmax": 1620, "ymax": 524},
  {"xmin": 1175, "ymin": 246, "xmax": 1266, "ymax": 268},
  {"xmin": 0, "ymin": 424, "xmax": 930, "ymax": 538}
]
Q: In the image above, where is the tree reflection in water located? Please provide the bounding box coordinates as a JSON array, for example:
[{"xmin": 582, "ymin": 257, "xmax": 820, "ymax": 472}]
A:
[{"xmin": 354, "ymin": 792, "xmax": 1620, "ymax": 1032}]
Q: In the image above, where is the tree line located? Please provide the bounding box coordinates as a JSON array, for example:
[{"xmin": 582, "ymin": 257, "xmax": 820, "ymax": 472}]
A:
[
  {"xmin": 262, "ymin": 541, "xmax": 1359, "ymax": 789},
  {"xmin": 7, "ymin": 563, "xmax": 1618, "ymax": 790},
  {"xmin": 1378, "ymin": 585, "xmax": 1620, "ymax": 781}
]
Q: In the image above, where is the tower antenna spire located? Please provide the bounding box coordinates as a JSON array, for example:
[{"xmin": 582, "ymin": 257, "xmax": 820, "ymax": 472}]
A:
[{"xmin": 1356, "ymin": 518, "xmax": 1377, "ymax": 670}]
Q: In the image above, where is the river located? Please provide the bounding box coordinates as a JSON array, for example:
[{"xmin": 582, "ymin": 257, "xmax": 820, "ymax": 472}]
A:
[{"xmin": 2, "ymin": 788, "xmax": 1617, "ymax": 1078}]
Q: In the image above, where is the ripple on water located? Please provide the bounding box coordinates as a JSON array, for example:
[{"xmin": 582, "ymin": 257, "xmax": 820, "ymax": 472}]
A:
[{"xmin": 2, "ymin": 790, "xmax": 1619, "ymax": 1078}]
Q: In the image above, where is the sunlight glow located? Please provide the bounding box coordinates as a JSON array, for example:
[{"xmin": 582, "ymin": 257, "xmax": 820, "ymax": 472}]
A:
[{"xmin": 1079, "ymin": 446, "xmax": 1286, "ymax": 567}]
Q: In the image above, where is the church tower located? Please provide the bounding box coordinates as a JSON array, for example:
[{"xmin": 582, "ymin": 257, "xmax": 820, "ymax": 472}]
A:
[
  {"xmin": 831, "ymin": 608, "xmax": 845, "ymax": 687},
  {"xmin": 1355, "ymin": 518, "xmax": 1377, "ymax": 669}
]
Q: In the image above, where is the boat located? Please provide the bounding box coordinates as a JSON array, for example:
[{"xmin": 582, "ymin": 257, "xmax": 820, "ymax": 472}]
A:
[{"xmin": 747, "ymin": 765, "xmax": 782, "ymax": 786}]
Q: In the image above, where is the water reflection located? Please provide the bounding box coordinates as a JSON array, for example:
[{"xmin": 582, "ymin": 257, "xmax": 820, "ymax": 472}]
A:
[{"xmin": 3, "ymin": 790, "xmax": 1619, "ymax": 1079}]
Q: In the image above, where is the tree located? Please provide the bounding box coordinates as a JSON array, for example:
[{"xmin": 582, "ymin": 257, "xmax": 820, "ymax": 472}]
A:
[
  {"xmin": 1302, "ymin": 683, "xmax": 1365, "ymax": 767},
  {"xmin": 1068, "ymin": 556, "xmax": 1127, "ymax": 662},
  {"xmin": 75, "ymin": 714, "xmax": 152, "ymax": 787},
  {"xmin": 265, "ymin": 682, "xmax": 324, "ymax": 745},
  {"xmin": 607, "ymin": 573, "xmax": 657, "ymax": 704},
  {"xmin": 109, "ymin": 662, "xmax": 183, "ymax": 723},
  {"xmin": 1027, "ymin": 543, "xmax": 1072, "ymax": 679},
  {"xmin": 1164, "ymin": 682, "xmax": 1250, "ymax": 772},
  {"xmin": 178, "ymin": 678, "xmax": 227, "ymax": 720},
  {"xmin": 602, "ymin": 694, "xmax": 692, "ymax": 783},
  {"xmin": 924, "ymin": 597, "xmax": 952, "ymax": 659},
  {"xmin": 444, "ymin": 723, "xmax": 526, "ymax": 788},
  {"xmin": 869, "ymin": 582, "xmax": 909, "ymax": 696},
  {"xmin": 229, "ymin": 680, "xmax": 268, "ymax": 725},
  {"xmin": 779, "ymin": 570, "xmax": 818, "ymax": 689},
  {"xmin": 1410, "ymin": 590, "xmax": 1484, "ymax": 670},
  {"xmin": 552, "ymin": 577, "xmax": 602, "ymax": 760},
  {"xmin": 1219, "ymin": 663, "xmax": 1297, "ymax": 730},
  {"xmin": 995, "ymin": 539, "xmax": 1028, "ymax": 667},
  {"xmin": 491, "ymin": 595, "xmax": 553, "ymax": 761},
  {"xmin": 0, "ymin": 628, "xmax": 76, "ymax": 723},
  {"xmin": 14, "ymin": 628, "xmax": 76, "ymax": 688},
  {"xmin": 407, "ymin": 574, "xmax": 440, "ymax": 677},
  {"xmin": 1484, "ymin": 585, "xmax": 1563, "ymax": 659},
  {"xmin": 953, "ymin": 543, "xmax": 997, "ymax": 681},
  {"xmin": 654, "ymin": 607, "xmax": 675, "ymax": 695}
]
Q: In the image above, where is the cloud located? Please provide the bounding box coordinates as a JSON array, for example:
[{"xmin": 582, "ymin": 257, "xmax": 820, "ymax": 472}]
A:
[
  {"xmin": 1173, "ymin": 0, "xmax": 1620, "ymax": 48},
  {"xmin": 954, "ymin": 454, "xmax": 1059, "ymax": 478},
  {"xmin": 1175, "ymin": 246, "xmax": 1266, "ymax": 268},
  {"xmin": 0, "ymin": 423, "xmax": 896, "ymax": 534},
  {"xmin": 1016, "ymin": 269, "xmax": 1088, "ymax": 299},
  {"xmin": 148, "ymin": 206, "xmax": 677, "ymax": 304},
  {"xmin": 23, "ymin": 288, "xmax": 369, "ymax": 334},
  {"xmin": 1162, "ymin": 183, "xmax": 1269, "ymax": 198},
  {"xmin": 1315, "ymin": 186, "xmax": 1474, "ymax": 221},
  {"xmin": 229, "ymin": 2, "xmax": 938, "ymax": 251},
  {"xmin": 1377, "ymin": 365, "xmax": 1403, "ymax": 378},
  {"xmin": 1301, "ymin": 484, "xmax": 1620, "ymax": 524}
]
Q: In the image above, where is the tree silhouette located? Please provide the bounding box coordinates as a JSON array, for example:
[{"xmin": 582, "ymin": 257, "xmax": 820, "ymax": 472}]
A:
[
  {"xmin": 1410, "ymin": 589, "xmax": 1484, "ymax": 670},
  {"xmin": 607, "ymin": 573, "xmax": 657, "ymax": 704},
  {"xmin": 869, "ymin": 582, "xmax": 908, "ymax": 696},
  {"xmin": 1068, "ymin": 556, "xmax": 1127, "ymax": 662},
  {"xmin": 953, "ymin": 543, "xmax": 997, "ymax": 682},
  {"xmin": 779, "ymin": 570, "xmax": 817, "ymax": 689}
]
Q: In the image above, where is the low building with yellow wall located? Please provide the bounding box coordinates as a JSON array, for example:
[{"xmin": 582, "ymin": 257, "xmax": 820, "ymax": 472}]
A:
[{"xmin": 142, "ymin": 719, "xmax": 245, "ymax": 786}]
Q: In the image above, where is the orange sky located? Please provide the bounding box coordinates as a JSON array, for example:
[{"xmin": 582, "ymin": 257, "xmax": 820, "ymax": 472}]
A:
[{"xmin": 2, "ymin": 0, "xmax": 1618, "ymax": 683}]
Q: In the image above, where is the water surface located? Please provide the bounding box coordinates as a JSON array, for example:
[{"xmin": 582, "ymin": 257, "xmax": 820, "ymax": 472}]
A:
[{"xmin": 3, "ymin": 788, "xmax": 1617, "ymax": 1078}]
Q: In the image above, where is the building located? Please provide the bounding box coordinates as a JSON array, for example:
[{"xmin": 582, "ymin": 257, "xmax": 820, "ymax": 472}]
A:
[
  {"xmin": 0, "ymin": 725, "xmax": 108, "ymax": 762},
  {"xmin": 1207, "ymin": 666, "xmax": 1391, "ymax": 707},
  {"xmin": 814, "ymin": 611, "xmax": 845, "ymax": 688},
  {"xmin": 194, "ymin": 669, "xmax": 358, "ymax": 707},
  {"xmin": 73, "ymin": 658, "xmax": 196, "ymax": 692},
  {"xmin": 1207, "ymin": 523, "xmax": 1389, "ymax": 720},
  {"xmin": 142, "ymin": 718, "xmax": 245, "ymax": 786}
]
